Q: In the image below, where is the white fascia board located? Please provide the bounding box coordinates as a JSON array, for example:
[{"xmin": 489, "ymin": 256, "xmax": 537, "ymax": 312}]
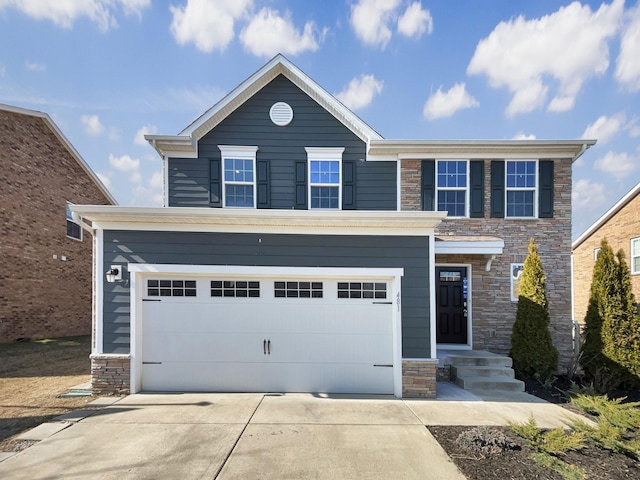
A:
[
  {"xmin": 369, "ymin": 139, "xmax": 596, "ymax": 161},
  {"xmin": 145, "ymin": 135, "xmax": 197, "ymax": 158},
  {"xmin": 435, "ymin": 240, "xmax": 504, "ymax": 255},
  {"xmin": 573, "ymin": 181, "xmax": 640, "ymax": 249},
  {"xmin": 70, "ymin": 206, "xmax": 447, "ymax": 236}
]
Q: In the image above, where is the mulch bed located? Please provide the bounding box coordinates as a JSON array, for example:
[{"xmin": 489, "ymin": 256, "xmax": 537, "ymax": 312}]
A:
[{"xmin": 430, "ymin": 377, "xmax": 640, "ymax": 479}]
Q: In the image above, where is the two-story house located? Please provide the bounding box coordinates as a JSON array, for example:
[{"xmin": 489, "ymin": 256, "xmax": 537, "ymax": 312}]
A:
[
  {"xmin": 0, "ymin": 104, "xmax": 116, "ymax": 343},
  {"xmin": 72, "ymin": 55, "xmax": 594, "ymax": 398}
]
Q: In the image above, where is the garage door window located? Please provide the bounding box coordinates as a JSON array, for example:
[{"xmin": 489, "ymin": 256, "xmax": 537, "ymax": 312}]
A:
[
  {"xmin": 338, "ymin": 282, "xmax": 387, "ymax": 299},
  {"xmin": 147, "ymin": 280, "xmax": 197, "ymax": 297},
  {"xmin": 274, "ymin": 281, "xmax": 323, "ymax": 298},
  {"xmin": 211, "ymin": 280, "xmax": 260, "ymax": 298}
]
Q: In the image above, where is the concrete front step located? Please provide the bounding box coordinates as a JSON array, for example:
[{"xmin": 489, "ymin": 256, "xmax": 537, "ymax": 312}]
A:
[
  {"xmin": 444, "ymin": 354, "xmax": 512, "ymax": 368},
  {"xmin": 451, "ymin": 365, "xmax": 515, "ymax": 379},
  {"xmin": 453, "ymin": 375, "xmax": 525, "ymax": 392}
]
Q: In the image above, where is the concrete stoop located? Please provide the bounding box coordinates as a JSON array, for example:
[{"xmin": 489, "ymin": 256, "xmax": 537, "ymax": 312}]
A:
[{"xmin": 438, "ymin": 349, "xmax": 525, "ymax": 392}]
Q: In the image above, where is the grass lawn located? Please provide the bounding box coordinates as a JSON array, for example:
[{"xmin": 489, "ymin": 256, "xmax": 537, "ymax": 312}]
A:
[{"xmin": 0, "ymin": 336, "xmax": 96, "ymax": 451}]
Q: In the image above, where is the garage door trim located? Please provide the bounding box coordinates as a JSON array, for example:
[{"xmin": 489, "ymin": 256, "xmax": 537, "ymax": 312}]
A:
[{"xmin": 129, "ymin": 264, "xmax": 404, "ymax": 397}]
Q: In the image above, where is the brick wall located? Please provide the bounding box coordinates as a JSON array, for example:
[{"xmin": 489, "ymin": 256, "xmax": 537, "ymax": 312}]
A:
[
  {"xmin": 401, "ymin": 158, "xmax": 575, "ymax": 372},
  {"xmin": 573, "ymin": 191, "xmax": 640, "ymax": 323},
  {"xmin": 0, "ymin": 109, "xmax": 113, "ymax": 342}
]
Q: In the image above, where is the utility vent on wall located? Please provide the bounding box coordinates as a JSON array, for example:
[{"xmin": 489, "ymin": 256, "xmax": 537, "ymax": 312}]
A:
[{"xmin": 269, "ymin": 102, "xmax": 293, "ymax": 126}]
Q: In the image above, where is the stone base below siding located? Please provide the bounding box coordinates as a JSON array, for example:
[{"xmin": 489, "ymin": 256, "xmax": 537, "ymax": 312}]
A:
[
  {"xmin": 91, "ymin": 354, "xmax": 131, "ymax": 395},
  {"xmin": 402, "ymin": 360, "xmax": 438, "ymax": 398}
]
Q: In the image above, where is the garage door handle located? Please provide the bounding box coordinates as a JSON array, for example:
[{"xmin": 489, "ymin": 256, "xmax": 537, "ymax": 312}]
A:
[
  {"xmin": 267, "ymin": 339, "xmax": 271, "ymax": 355},
  {"xmin": 263, "ymin": 340, "xmax": 266, "ymax": 355}
]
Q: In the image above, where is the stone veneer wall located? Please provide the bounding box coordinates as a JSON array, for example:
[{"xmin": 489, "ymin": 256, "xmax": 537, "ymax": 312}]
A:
[
  {"xmin": 401, "ymin": 158, "xmax": 575, "ymax": 372},
  {"xmin": 402, "ymin": 360, "xmax": 437, "ymax": 398},
  {"xmin": 91, "ymin": 355, "xmax": 131, "ymax": 395},
  {"xmin": 573, "ymin": 192, "xmax": 640, "ymax": 324}
]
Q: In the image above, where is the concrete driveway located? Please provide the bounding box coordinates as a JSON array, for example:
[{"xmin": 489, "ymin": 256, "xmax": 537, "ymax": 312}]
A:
[{"xmin": 0, "ymin": 385, "xmax": 589, "ymax": 480}]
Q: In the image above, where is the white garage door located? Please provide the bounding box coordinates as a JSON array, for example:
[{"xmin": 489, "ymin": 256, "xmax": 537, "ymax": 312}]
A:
[{"xmin": 139, "ymin": 275, "xmax": 395, "ymax": 394}]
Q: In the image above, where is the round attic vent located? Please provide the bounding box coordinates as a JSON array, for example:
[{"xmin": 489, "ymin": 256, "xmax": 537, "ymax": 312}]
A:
[{"xmin": 269, "ymin": 102, "xmax": 293, "ymax": 126}]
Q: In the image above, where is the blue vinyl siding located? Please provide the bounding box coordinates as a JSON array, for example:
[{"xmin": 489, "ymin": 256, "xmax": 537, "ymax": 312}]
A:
[
  {"xmin": 168, "ymin": 75, "xmax": 396, "ymax": 210},
  {"xmin": 102, "ymin": 230, "xmax": 431, "ymax": 358}
]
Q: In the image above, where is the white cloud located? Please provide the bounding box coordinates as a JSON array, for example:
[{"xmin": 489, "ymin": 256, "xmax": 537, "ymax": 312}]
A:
[
  {"xmin": 335, "ymin": 74, "xmax": 383, "ymax": 110},
  {"xmin": 131, "ymin": 169, "xmax": 163, "ymax": 206},
  {"xmin": 350, "ymin": 0, "xmax": 400, "ymax": 48},
  {"xmin": 109, "ymin": 153, "xmax": 140, "ymax": 172},
  {"xmin": 240, "ymin": 8, "xmax": 324, "ymax": 57},
  {"xmin": 397, "ymin": 1, "xmax": 433, "ymax": 38},
  {"xmin": 0, "ymin": 0, "xmax": 150, "ymax": 32},
  {"xmin": 0, "ymin": 64, "xmax": 6, "ymax": 77},
  {"xmin": 582, "ymin": 113, "xmax": 626, "ymax": 144},
  {"xmin": 25, "ymin": 61, "xmax": 45, "ymax": 72},
  {"xmin": 96, "ymin": 172, "xmax": 112, "ymax": 190},
  {"xmin": 169, "ymin": 0, "xmax": 252, "ymax": 53},
  {"xmin": 150, "ymin": 171, "xmax": 163, "ymax": 189},
  {"xmin": 423, "ymin": 83, "xmax": 479, "ymax": 120},
  {"xmin": 572, "ymin": 178, "xmax": 607, "ymax": 210},
  {"xmin": 134, "ymin": 125, "xmax": 157, "ymax": 146},
  {"xmin": 615, "ymin": 2, "xmax": 640, "ymax": 91},
  {"xmin": 81, "ymin": 114, "xmax": 105, "ymax": 136},
  {"xmin": 468, "ymin": 0, "xmax": 624, "ymax": 116},
  {"xmin": 513, "ymin": 132, "xmax": 536, "ymax": 140},
  {"xmin": 594, "ymin": 150, "xmax": 638, "ymax": 179}
]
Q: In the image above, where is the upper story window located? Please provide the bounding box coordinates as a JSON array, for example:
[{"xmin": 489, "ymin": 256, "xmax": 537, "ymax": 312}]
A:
[
  {"xmin": 506, "ymin": 160, "xmax": 537, "ymax": 218},
  {"xmin": 66, "ymin": 202, "xmax": 82, "ymax": 241},
  {"xmin": 219, "ymin": 146, "xmax": 258, "ymax": 208},
  {"xmin": 306, "ymin": 147, "xmax": 344, "ymax": 209},
  {"xmin": 437, "ymin": 160, "xmax": 468, "ymax": 217},
  {"xmin": 632, "ymin": 238, "xmax": 640, "ymax": 275}
]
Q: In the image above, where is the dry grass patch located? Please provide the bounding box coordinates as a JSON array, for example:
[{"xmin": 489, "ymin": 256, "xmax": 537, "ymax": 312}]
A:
[{"xmin": 0, "ymin": 336, "xmax": 96, "ymax": 451}]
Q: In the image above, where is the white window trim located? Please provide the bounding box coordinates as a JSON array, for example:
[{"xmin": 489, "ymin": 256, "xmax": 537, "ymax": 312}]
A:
[
  {"xmin": 218, "ymin": 145, "xmax": 258, "ymax": 208},
  {"xmin": 505, "ymin": 159, "xmax": 538, "ymax": 219},
  {"xmin": 436, "ymin": 159, "xmax": 469, "ymax": 218},
  {"xmin": 66, "ymin": 201, "xmax": 82, "ymax": 241},
  {"xmin": 306, "ymin": 147, "xmax": 344, "ymax": 210},
  {"xmin": 594, "ymin": 247, "xmax": 601, "ymax": 261},
  {"xmin": 631, "ymin": 237, "xmax": 640, "ymax": 275}
]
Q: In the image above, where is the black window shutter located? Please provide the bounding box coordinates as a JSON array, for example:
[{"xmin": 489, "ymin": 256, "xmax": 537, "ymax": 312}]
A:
[
  {"xmin": 469, "ymin": 160, "xmax": 484, "ymax": 218},
  {"xmin": 257, "ymin": 160, "xmax": 270, "ymax": 209},
  {"xmin": 490, "ymin": 160, "xmax": 505, "ymax": 218},
  {"xmin": 421, "ymin": 160, "xmax": 435, "ymax": 211},
  {"xmin": 538, "ymin": 160, "xmax": 554, "ymax": 218},
  {"xmin": 209, "ymin": 158, "xmax": 222, "ymax": 208},
  {"xmin": 295, "ymin": 161, "xmax": 307, "ymax": 209},
  {"xmin": 342, "ymin": 160, "xmax": 356, "ymax": 210}
]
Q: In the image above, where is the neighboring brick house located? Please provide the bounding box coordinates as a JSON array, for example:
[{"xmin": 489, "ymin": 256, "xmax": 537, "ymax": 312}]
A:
[
  {"xmin": 0, "ymin": 104, "xmax": 116, "ymax": 343},
  {"xmin": 573, "ymin": 181, "xmax": 640, "ymax": 324},
  {"xmin": 71, "ymin": 55, "xmax": 594, "ymax": 397}
]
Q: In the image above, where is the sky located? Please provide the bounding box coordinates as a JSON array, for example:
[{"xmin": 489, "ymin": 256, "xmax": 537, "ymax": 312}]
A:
[{"xmin": 1, "ymin": 0, "xmax": 639, "ymax": 240}]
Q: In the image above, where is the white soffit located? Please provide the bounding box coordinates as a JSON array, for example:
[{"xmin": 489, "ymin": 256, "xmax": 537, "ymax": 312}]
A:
[
  {"xmin": 435, "ymin": 235, "xmax": 504, "ymax": 255},
  {"xmin": 70, "ymin": 205, "xmax": 447, "ymax": 235},
  {"xmin": 368, "ymin": 139, "xmax": 596, "ymax": 161}
]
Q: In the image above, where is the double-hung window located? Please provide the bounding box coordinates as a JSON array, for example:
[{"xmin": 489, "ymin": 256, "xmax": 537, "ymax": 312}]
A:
[
  {"xmin": 219, "ymin": 146, "xmax": 257, "ymax": 208},
  {"xmin": 506, "ymin": 160, "xmax": 537, "ymax": 218},
  {"xmin": 306, "ymin": 147, "xmax": 343, "ymax": 209},
  {"xmin": 437, "ymin": 160, "xmax": 468, "ymax": 217},
  {"xmin": 632, "ymin": 238, "xmax": 640, "ymax": 275}
]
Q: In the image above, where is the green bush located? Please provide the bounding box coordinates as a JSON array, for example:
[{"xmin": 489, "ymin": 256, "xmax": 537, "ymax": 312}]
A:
[
  {"xmin": 580, "ymin": 239, "xmax": 640, "ymax": 390},
  {"xmin": 510, "ymin": 238, "xmax": 559, "ymax": 379}
]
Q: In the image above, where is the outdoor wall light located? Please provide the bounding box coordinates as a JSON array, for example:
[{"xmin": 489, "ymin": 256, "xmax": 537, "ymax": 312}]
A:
[{"xmin": 106, "ymin": 265, "xmax": 122, "ymax": 283}]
